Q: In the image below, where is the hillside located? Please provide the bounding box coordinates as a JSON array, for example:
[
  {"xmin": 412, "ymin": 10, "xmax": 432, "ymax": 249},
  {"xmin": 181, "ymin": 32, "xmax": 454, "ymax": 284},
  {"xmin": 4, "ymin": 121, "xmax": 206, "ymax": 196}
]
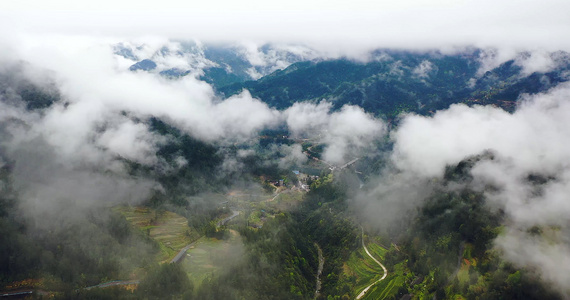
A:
[
  {"xmin": 1, "ymin": 44, "xmax": 570, "ymax": 299},
  {"xmin": 219, "ymin": 50, "xmax": 570, "ymax": 117}
]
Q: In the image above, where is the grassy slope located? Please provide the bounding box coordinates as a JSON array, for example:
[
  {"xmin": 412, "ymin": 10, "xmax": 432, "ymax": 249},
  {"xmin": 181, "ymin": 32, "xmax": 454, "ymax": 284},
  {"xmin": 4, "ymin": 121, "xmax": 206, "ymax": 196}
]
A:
[
  {"xmin": 181, "ymin": 231, "xmax": 244, "ymax": 287},
  {"xmin": 114, "ymin": 206, "xmax": 201, "ymax": 263},
  {"xmin": 344, "ymin": 241, "xmax": 408, "ymax": 300}
]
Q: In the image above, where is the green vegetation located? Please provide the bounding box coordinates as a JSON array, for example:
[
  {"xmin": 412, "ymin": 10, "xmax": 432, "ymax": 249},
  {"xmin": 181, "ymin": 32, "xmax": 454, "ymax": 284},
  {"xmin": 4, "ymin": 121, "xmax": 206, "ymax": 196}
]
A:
[
  {"xmin": 138, "ymin": 263, "xmax": 193, "ymax": 299},
  {"xmin": 182, "ymin": 234, "xmax": 244, "ymax": 286},
  {"xmin": 2, "ymin": 51, "xmax": 570, "ymax": 299},
  {"xmin": 219, "ymin": 52, "xmax": 569, "ymax": 120},
  {"xmin": 219, "ymin": 55, "xmax": 478, "ymax": 118},
  {"xmin": 194, "ymin": 213, "xmax": 317, "ymax": 299},
  {"xmin": 114, "ymin": 206, "xmax": 201, "ymax": 262},
  {"xmin": 363, "ymin": 262, "xmax": 407, "ymax": 300},
  {"xmin": 0, "ymin": 200, "xmax": 158, "ymax": 293},
  {"xmin": 345, "ymin": 247, "xmax": 385, "ymax": 295},
  {"xmin": 1, "ymin": 149, "xmax": 563, "ymax": 299}
]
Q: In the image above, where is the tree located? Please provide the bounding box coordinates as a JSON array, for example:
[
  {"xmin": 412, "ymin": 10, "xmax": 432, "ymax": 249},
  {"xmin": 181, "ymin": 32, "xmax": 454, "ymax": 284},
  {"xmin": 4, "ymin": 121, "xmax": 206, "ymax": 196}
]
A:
[{"xmin": 137, "ymin": 264, "xmax": 193, "ymax": 299}]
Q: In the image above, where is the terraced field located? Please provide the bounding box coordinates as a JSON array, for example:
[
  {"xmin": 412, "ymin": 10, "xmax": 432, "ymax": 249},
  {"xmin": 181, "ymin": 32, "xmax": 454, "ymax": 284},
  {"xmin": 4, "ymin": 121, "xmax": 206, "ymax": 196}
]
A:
[
  {"xmin": 345, "ymin": 242, "xmax": 407, "ymax": 300},
  {"xmin": 114, "ymin": 206, "xmax": 201, "ymax": 262},
  {"xmin": 362, "ymin": 261, "xmax": 407, "ymax": 300},
  {"xmin": 181, "ymin": 231, "xmax": 244, "ymax": 286}
]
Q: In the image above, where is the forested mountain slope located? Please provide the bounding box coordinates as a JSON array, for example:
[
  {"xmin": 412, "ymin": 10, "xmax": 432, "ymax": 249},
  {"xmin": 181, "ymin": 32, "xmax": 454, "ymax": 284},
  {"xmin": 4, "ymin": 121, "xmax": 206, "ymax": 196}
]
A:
[{"xmin": 220, "ymin": 50, "xmax": 570, "ymax": 117}]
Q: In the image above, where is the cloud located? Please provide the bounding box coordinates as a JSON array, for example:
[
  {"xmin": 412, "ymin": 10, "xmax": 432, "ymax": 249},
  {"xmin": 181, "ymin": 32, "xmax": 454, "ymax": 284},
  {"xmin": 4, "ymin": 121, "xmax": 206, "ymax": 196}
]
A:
[
  {"xmin": 352, "ymin": 168, "xmax": 435, "ymax": 231},
  {"xmin": 2, "ymin": 0, "xmax": 570, "ymax": 56},
  {"xmin": 97, "ymin": 119, "xmax": 165, "ymax": 165},
  {"xmin": 412, "ymin": 60, "xmax": 435, "ymax": 79},
  {"xmin": 394, "ymin": 82, "xmax": 570, "ymax": 177},
  {"xmin": 212, "ymin": 91, "xmax": 281, "ymax": 141},
  {"xmin": 391, "ymin": 104, "xmax": 512, "ymax": 178},
  {"xmin": 1, "ymin": 17, "xmax": 570, "ymax": 294},
  {"xmin": 0, "ymin": 33, "xmax": 389, "ymax": 196},
  {"xmin": 514, "ymin": 50, "xmax": 570, "ymax": 76},
  {"xmin": 236, "ymin": 42, "xmax": 322, "ymax": 79},
  {"xmin": 285, "ymin": 101, "xmax": 386, "ymax": 165},
  {"xmin": 384, "ymin": 81, "xmax": 570, "ymax": 295},
  {"xmin": 495, "ymin": 228, "xmax": 570, "ymax": 295},
  {"xmin": 475, "ymin": 48, "xmax": 520, "ymax": 75},
  {"xmin": 322, "ymin": 105, "xmax": 386, "ymax": 163},
  {"xmin": 0, "ymin": 35, "xmax": 286, "ymax": 231},
  {"xmin": 0, "ymin": 33, "xmax": 390, "ymax": 230},
  {"xmin": 285, "ymin": 101, "xmax": 331, "ymax": 136},
  {"xmin": 277, "ymin": 144, "xmax": 308, "ymax": 169},
  {"xmin": 115, "ymin": 40, "xmax": 219, "ymax": 76},
  {"xmin": 0, "ymin": 98, "xmax": 156, "ymax": 228},
  {"xmin": 5, "ymin": 35, "xmax": 285, "ymax": 151}
]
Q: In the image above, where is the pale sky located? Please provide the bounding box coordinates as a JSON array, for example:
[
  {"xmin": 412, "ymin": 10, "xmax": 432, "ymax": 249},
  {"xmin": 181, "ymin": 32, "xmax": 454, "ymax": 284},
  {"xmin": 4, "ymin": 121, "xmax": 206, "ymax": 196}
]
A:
[{"xmin": 1, "ymin": 0, "xmax": 570, "ymax": 51}]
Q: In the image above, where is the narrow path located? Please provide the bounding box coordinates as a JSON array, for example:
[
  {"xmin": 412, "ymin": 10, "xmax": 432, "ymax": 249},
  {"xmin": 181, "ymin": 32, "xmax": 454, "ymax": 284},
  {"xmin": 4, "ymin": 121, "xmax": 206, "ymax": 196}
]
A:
[
  {"xmin": 85, "ymin": 280, "xmax": 140, "ymax": 290},
  {"xmin": 263, "ymin": 192, "xmax": 282, "ymax": 203},
  {"xmin": 217, "ymin": 210, "xmax": 240, "ymax": 227},
  {"xmin": 170, "ymin": 241, "xmax": 197, "ymax": 264},
  {"xmin": 1, "ymin": 290, "xmax": 33, "ymax": 297},
  {"xmin": 314, "ymin": 243, "xmax": 324, "ymax": 300},
  {"xmin": 356, "ymin": 228, "xmax": 388, "ymax": 300}
]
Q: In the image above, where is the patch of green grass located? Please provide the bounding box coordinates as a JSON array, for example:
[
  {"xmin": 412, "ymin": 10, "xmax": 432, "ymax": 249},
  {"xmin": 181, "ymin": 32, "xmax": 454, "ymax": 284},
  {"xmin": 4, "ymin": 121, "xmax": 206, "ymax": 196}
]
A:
[
  {"xmin": 181, "ymin": 231, "xmax": 244, "ymax": 286},
  {"xmin": 344, "ymin": 240, "xmax": 410, "ymax": 300},
  {"xmin": 345, "ymin": 245, "xmax": 386, "ymax": 297},
  {"xmin": 367, "ymin": 243, "xmax": 387, "ymax": 260},
  {"xmin": 364, "ymin": 262, "xmax": 406, "ymax": 300},
  {"xmin": 270, "ymin": 190, "xmax": 304, "ymax": 210},
  {"xmin": 114, "ymin": 206, "xmax": 200, "ymax": 263},
  {"xmin": 248, "ymin": 210, "xmax": 263, "ymax": 225}
]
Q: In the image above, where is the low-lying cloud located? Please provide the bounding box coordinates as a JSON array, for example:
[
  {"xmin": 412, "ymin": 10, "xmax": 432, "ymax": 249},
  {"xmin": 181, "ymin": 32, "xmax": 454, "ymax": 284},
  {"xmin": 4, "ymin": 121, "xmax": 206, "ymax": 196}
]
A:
[
  {"xmin": 285, "ymin": 101, "xmax": 386, "ymax": 164},
  {"xmin": 371, "ymin": 81, "xmax": 570, "ymax": 296},
  {"xmin": 3, "ymin": 26, "xmax": 570, "ymax": 295},
  {"xmin": 0, "ymin": 34, "xmax": 387, "ymax": 221}
]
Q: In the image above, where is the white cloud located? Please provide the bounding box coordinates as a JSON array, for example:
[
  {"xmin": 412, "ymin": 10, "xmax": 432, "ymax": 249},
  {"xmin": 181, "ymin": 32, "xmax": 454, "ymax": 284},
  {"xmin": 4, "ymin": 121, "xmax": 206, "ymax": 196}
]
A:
[
  {"xmin": 495, "ymin": 228, "xmax": 570, "ymax": 295},
  {"xmin": 236, "ymin": 42, "xmax": 321, "ymax": 74},
  {"xmin": 0, "ymin": 33, "xmax": 388, "ymax": 175},
  {"xmin": 2, "ymin": 35, "xmax": 285, "ymax": 157},
  {"xmin": 323, "ymin": 105, "xmax": 386, "ymax": 163},
  {"xmin": 277, "ymin": 144, "xmax": 308, "ymax": 169},
  {"xmin": 514, "ymin": 50, "xmax": 570, "ymax": 76},
  {"xmin": 389, "ymin": 82, "xmax": 570, "ymax": 295},
  {"xmin": 98, "ymin": 120, "xmax": 164, "ymax": 165},
  {"xmin": 412, "ymin": 60, "xmax": 434, "ymax": 79},
  {"xmin": 213, "ymin": 91, "xmax": 280, "ymax": 141},
  {"xmin": 285, "ymin": 101, "xmax": 332, "ymax": 137},
  {"xmin": 285, "ymin": 101, "xmax": 386, "ymax": 164},
  {"xmin": 476, "ymin": 47, "xmax": 520, "ymax": 76},
  {"xmin": 2, "ymin": 0, "xmax": 570, "ymax": 55}
]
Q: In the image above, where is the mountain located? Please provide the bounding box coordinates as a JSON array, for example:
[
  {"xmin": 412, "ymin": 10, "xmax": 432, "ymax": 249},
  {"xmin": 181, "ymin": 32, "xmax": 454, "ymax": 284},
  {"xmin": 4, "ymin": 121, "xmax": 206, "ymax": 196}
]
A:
[
  {"xmin": 115, "ymin": 42, "xmax": 570, "ymax": 120},
  {"xmin": 114, "ymin": 41, "xmax": 322, "ymax": 89},
  {"xmin": 2, "ymin": 45, "xmax": 569, "ymax": 300},
  {"xmin": 219, "ymin": 50, "xmax": 570, "ymax": 117},
  {"xmin": 129, "ymin": 59, "xmax": 157, "ymax": 71}
]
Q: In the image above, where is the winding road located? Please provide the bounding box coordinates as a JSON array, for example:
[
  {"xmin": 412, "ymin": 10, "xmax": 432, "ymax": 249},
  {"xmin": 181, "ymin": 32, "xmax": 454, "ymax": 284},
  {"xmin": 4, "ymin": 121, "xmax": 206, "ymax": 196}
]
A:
[
  {"xmin": 216, "ymin": 210, "xmax": 240, "ymax": 227},
  {"xmin": 356, "ymin": 228, "xmax": 388, "ymax": 300},
  {"xmin": 170, "ymin": 241, "xmax": 198, "ymax": 264}
]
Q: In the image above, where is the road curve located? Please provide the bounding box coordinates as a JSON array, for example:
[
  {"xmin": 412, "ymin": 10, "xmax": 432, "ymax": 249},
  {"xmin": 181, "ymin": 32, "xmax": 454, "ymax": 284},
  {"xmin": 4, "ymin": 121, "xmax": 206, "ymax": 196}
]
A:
[
  {"xmin": 217, "ymin": 210, "xmax": 240, "ymax": 227},
  {"xmin": 356, "ymin": 228, "xmax": 388, "ymax": 300},
  {"xmin": 170, "ymin": 241, "xmax": 197, "ymax": 264}
]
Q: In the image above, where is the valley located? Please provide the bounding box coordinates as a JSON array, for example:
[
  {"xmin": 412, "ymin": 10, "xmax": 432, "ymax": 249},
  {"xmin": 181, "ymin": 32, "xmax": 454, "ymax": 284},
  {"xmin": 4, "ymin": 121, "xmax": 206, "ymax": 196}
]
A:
[{"xmin": 1, "ymin": 38, "xmax": 569, "ymax": 300}]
